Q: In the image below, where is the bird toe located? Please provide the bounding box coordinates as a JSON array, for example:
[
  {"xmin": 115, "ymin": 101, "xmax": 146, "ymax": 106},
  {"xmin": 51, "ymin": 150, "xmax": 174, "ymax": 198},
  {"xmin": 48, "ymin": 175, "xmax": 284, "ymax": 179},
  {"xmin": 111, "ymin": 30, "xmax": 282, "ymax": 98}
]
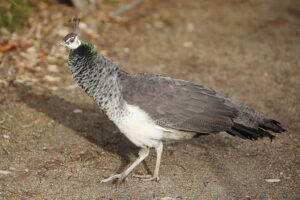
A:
[
  {"xmin": 133, "ymin": 174, "xmax": 159, "ymax": 182},
  {"xmin": 101, "ymin": 174, "xmax": 126, "ymax": 183}
]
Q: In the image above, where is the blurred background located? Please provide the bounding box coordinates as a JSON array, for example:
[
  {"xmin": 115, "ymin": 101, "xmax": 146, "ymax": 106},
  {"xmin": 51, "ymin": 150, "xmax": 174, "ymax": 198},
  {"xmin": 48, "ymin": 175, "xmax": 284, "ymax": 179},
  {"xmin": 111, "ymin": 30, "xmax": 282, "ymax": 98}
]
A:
[{"xmin": 0, "ymin": 0, "xmax": 299, "ymax": 199}]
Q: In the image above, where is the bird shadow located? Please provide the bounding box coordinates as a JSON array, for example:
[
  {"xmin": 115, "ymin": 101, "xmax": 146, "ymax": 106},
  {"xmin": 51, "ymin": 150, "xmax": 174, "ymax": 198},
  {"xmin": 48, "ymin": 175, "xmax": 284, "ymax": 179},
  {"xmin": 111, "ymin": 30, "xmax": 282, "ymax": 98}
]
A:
[
  {"xmin": 16, "ymin": 83, "xmax": 245, "ymax": 191},
  {"xmin": 15, "ymin": 84, "xmax": 152, "ymax": 178}
]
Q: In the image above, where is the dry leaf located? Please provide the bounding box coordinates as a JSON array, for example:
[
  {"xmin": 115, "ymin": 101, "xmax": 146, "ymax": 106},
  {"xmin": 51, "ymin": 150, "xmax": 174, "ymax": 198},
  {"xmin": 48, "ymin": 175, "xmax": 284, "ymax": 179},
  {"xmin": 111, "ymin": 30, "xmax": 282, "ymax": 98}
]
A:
[{"xmin": 0, "ymin": 44, "xmax": 16, "ymax": 53}]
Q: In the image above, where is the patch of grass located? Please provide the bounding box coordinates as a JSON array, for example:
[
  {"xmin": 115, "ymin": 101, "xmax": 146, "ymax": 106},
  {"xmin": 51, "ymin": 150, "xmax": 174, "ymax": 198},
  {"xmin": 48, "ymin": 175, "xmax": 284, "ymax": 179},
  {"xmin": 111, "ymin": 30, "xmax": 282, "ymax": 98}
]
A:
[{"xmin": 0, "ymin": 0, "xmax": 31, "ymax": 32}]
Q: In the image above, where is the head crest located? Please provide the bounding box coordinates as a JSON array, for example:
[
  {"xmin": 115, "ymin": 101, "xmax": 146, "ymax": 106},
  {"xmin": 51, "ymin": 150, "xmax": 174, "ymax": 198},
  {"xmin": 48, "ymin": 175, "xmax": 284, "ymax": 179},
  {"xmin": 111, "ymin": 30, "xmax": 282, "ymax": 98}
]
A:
[
  {"xmin": 69, "ymin": 18, "xmax": 80, "ymax": 34},
  {"xmin": 59, "ymin": 18, "xmax": 82, "ymax": 49}
]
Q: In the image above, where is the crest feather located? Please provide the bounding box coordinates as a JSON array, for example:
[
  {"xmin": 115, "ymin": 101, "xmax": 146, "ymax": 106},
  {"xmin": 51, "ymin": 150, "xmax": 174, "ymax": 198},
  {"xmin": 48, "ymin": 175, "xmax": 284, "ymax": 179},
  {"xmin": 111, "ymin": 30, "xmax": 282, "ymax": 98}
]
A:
[{"xmin": 69, "ymin": 18, "xmax": 80, "ymax": 34}]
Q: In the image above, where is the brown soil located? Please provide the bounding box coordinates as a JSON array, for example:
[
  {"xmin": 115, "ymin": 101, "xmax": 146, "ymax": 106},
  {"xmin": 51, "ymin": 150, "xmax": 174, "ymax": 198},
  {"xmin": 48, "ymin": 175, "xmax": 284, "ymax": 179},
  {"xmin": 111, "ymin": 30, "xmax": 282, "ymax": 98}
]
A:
[{"xmin": 0, "ymin": 0, "xmax": 299, "ymax": 199}]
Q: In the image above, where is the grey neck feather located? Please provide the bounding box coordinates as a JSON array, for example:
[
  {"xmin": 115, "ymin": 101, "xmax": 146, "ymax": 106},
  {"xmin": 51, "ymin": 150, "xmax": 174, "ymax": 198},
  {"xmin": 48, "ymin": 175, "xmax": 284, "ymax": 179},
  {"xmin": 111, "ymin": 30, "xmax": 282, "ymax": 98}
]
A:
[{"xmin": 67, "ymin": 45, "xmax": 128, "ymax": 121}]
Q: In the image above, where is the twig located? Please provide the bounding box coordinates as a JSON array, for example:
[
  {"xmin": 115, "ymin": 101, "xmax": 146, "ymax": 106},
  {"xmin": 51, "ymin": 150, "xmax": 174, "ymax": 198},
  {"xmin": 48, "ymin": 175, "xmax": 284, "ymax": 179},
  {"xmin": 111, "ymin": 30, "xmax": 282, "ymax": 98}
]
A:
[{"xmin": 110, "ymin": 0, "xmax": 146, "ymax": 16}]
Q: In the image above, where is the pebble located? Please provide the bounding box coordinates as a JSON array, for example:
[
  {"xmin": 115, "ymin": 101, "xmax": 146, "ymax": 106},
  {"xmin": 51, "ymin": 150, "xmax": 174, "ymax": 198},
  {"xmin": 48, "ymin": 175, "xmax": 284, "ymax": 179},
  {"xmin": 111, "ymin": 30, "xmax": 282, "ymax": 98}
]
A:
[
  {"xmin": 73, "ymin": 109, "xmax": 83, "ymax": 113},
  {"xmin": 265, "ymin": 178, "xmax": 280, "ymax": 183}
]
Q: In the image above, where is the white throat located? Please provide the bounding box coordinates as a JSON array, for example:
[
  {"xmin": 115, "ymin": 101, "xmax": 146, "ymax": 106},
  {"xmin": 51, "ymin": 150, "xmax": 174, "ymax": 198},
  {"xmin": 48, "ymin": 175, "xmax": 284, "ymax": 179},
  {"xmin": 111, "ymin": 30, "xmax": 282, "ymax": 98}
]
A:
[{"xmin": 68, "ymin": 37, "xmax": 81, "ymax": 49}]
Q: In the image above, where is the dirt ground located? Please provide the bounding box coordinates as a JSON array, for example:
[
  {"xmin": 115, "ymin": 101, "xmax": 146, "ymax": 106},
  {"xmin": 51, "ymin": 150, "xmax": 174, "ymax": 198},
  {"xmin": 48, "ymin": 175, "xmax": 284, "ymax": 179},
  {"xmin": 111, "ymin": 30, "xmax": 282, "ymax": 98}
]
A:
[{"xmin": 0, "ymin": 0, "xmax": 299, "ymax": 199}]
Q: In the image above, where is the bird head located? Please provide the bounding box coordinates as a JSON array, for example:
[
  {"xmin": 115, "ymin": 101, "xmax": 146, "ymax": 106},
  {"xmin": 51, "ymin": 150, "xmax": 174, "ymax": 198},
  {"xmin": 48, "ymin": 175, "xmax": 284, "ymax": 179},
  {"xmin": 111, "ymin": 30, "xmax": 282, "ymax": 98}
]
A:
[{"xmin": 59, "ymin": 18, "xmax": 81, "ymax": 49}]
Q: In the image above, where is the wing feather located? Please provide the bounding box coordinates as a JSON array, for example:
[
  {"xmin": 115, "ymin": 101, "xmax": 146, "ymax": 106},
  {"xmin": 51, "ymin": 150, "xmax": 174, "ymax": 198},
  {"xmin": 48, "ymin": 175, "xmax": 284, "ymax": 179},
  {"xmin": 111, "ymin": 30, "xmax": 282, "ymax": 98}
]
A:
[{"xmin": 120, "ymin": 74, "xmax": 238, "ymax": 133}]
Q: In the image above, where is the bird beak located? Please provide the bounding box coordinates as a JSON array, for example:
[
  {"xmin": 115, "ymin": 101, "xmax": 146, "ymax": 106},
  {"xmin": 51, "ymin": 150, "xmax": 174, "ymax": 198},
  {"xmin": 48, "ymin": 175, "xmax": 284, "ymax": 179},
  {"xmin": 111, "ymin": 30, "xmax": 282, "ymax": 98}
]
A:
[{"xmin": 59, "ymin": 40, "xmax": 65, "ymax": 46}]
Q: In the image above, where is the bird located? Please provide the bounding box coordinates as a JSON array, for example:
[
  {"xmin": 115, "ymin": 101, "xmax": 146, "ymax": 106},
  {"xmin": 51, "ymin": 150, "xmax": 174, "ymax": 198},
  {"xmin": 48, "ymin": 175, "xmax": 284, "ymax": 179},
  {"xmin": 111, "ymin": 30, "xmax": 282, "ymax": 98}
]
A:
[{"xmin": 59, "ymin": 18, "xmax": 286, "ymax": 183}]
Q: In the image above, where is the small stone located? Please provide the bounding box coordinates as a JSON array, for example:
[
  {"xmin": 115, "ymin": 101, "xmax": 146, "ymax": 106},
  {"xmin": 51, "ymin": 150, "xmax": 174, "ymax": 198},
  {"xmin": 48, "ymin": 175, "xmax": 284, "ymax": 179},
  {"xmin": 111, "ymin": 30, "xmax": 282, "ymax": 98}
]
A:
[
  {"xmin": 73, "ymin": 109, "xmax": 82, "ymax": 113},
  {"xmin": 265, "ymin": 178, "xmax": 280, "ymax": 183}
]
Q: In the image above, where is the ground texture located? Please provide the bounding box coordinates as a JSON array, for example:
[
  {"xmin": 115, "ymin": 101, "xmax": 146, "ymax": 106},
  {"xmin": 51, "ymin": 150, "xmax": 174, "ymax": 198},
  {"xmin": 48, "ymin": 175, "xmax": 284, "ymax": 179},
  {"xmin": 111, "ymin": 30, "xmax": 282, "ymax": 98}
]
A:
[{"xmin": 0, "ymin": 0, "xmax": 299, "ymax": 199}]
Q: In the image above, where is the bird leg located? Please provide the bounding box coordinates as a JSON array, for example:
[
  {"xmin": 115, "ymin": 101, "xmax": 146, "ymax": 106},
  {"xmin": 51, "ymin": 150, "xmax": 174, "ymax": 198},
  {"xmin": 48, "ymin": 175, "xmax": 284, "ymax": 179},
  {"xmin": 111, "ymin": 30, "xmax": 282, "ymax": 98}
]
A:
[
  {"xmin": 133, "ymin": 141, "xmax": 163, "ymax": 181},
  {"xmin": 101, "ymin": 147, "xmax": 149, "ymax": 183}
]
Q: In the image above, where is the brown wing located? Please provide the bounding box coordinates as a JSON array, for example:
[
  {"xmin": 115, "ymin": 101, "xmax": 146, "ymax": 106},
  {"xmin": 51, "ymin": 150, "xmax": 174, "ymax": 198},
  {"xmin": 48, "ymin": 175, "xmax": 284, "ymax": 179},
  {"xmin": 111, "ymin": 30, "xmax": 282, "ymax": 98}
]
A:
[{"xmin": 120, "ymin": 74, "xmax": 238, "ymax": 133}]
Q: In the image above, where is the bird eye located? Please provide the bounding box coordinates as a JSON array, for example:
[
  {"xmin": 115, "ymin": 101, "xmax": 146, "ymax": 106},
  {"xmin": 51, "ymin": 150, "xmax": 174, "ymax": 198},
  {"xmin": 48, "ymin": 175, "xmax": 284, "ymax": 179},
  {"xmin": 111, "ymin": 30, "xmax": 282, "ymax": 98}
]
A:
[{"xmin": 69, "ymin": 38, "xmax": 75, "ymax": 43}]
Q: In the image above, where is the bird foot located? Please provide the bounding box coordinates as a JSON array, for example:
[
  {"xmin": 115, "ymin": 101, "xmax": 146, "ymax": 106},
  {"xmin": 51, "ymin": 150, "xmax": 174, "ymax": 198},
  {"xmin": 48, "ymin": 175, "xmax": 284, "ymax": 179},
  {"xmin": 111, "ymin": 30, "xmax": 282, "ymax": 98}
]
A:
[
  {"xmin": 101, "ymin": 174, "xmax": 126, "ymax": 183},
  {"xmin": 133, "ymin": 174, "xmax": 160, "ymax": 182}
]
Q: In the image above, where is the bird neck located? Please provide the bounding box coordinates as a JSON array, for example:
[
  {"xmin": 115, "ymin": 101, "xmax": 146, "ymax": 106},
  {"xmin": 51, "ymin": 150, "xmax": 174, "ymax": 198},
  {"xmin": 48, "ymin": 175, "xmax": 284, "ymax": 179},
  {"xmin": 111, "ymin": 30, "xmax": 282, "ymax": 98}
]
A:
[
  {"xmin": 70, "ymin": 41, "xmax": 96, "ymax": 57},
  {"xmin": 68, "ymin": 41, "xmax": 128, "ymax": 120}
]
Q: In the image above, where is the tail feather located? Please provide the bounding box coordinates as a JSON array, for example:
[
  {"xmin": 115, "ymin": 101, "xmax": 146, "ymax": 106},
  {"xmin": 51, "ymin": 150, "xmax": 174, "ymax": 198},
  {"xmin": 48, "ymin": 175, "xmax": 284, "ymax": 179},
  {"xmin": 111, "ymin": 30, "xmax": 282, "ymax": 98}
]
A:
[
  {"xmin": 227, "ymin": 123, "xmax": 276, "ymax": 141},
  {"xmin": 259, "ymin": 119, "xmax": 286, "ymax": 133}
]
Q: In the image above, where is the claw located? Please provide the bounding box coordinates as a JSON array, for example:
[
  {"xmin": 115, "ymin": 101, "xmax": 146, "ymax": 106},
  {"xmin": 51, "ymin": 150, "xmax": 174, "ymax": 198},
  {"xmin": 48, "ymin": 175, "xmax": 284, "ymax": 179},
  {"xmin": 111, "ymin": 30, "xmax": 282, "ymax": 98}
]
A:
[
  {"xmin": 101, "ymin": 174, "xmax": 126, "ymax": 183},
  {"xmin": 133, "ymin": 174, "xmax": 152, "ymax": 179},
  {"xmin": 133, "ymin": 174, "xmax": 160, "ymax": 182}
]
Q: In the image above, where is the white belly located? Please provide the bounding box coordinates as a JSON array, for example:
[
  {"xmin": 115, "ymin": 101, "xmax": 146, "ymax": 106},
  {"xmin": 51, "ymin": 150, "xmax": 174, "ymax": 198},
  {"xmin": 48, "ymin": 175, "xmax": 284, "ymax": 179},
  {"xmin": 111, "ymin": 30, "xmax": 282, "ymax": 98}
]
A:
[{"xmin": 113, "ymin": 104, "xmax": 164, "ymax": 148}]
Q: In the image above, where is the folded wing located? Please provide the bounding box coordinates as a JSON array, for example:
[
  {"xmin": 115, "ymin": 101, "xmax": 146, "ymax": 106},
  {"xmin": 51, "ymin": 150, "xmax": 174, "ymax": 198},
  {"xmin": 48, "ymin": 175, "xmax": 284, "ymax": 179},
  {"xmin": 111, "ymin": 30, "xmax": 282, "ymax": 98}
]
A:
[{"xmin": 120, "ymin": 74, "xmax": 238, "ymax": 133}]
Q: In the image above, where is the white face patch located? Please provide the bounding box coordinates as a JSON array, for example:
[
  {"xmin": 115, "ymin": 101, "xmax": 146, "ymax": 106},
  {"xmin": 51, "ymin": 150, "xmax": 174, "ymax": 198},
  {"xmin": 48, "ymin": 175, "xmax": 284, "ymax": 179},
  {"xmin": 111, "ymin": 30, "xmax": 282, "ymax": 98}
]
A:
[{"xmin": 60, "ymin": 36, "xmax": 81, "ymax": 49}]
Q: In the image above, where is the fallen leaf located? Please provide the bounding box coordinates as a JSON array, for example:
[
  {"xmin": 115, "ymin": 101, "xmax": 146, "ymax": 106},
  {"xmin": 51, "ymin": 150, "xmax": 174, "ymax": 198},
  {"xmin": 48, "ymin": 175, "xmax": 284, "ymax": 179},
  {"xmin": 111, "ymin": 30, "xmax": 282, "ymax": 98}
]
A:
[{"xmin": 0, "ymin": 44, "xmax": 16, "ymax": 53}]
